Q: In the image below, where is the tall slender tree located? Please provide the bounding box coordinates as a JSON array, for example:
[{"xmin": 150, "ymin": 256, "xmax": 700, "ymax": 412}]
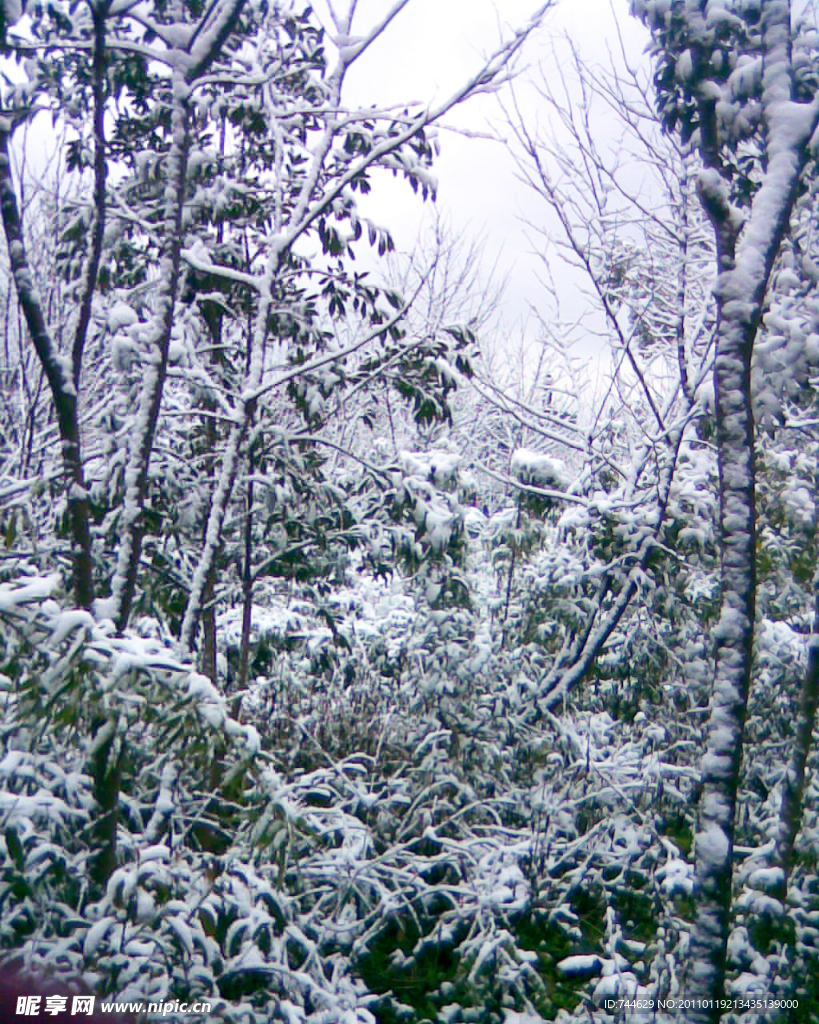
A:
[{"xmin": 631, "ymin": 1, "xmax": 819, "ymax": 1016}]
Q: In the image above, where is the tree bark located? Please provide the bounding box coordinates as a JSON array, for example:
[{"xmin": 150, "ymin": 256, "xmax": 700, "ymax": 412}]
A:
[{"xmin": 688, "ymin": 269, "xmax": 756, "ymax": 1018}]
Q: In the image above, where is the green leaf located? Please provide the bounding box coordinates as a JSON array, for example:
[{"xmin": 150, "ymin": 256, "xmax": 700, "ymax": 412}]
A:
[
  {"xmin": 4, "ymin": 512, "xmax": 16, "ymax": 549},
  {"xmin": 5, "ymin": 828, "xmax": 24, "ymax": 871}
]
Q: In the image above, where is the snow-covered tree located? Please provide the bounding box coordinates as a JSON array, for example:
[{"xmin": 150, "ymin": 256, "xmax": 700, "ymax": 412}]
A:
[
  {"xmin": 631, "ymin": 0, "xmax": 819, "ymax": 1016},
  {"xmin": 0, "ymin": 0, "xmax": 551, "ymax": 640}
]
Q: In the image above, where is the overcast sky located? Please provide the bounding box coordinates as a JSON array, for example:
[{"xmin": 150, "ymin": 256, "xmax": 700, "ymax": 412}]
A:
[{"xmin": 313, "ymin": 0, "xmax": 651, "ymax": 368}]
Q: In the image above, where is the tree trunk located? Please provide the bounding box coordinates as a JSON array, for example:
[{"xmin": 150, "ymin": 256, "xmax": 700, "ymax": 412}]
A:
[
  {"xmin": 88, "ymin": 719, "xmax": 121, "ymax": 887},
  {"xmin": 688, "ymin": 294, "xmax": 756, "ymax": 1017},
  {"xmin": 0, "ymin": 130, "xmax": 94, "ymax": 608},
  {"xmin": 238, "ymin": 477, "xmax": 254, "ymax": 690},
  {"xmin": 683, "ymin": 5, "xmax": 819, "ymax": 1016},
  {"xmin": 200, "ymin": 580, "xmax": 218, "ymax": 684},
  {"xmin": 72, "ymin": 3, "xmax": 108, "ymax": 393},
  {"xmin": 111, "ymin": 94, "xmax": 190, "ymax": 630},
  {"xmin": 180, "ymin": 401, "xmax": 254, "ymax": 653},
  {"xmin": 772, "ymin": 573, "xmax": 819, "ymax": 893},
  {"xmin": 111, "ymin": 0, "xmax": 248, "ymax": 631}
]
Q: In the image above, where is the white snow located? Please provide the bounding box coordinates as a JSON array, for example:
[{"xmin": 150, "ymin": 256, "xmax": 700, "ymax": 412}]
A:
[
  {"xmin": 510, "ymin": 448, "xmax": 569, "ymax": 489},
  {"xmin": 556, "ymin": 953, "xmax": 604, "ymax": 975}
]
